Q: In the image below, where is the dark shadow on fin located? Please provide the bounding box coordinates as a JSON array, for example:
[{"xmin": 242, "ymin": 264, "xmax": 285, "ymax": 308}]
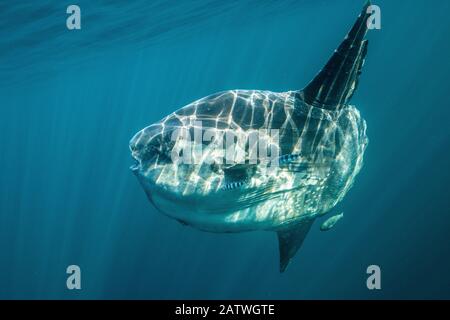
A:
[
  {"xmin": 277, "ymin": 219, "xmax": 315, "ymax": 273},
  {"xmin": 300, "ymin": 1, "xmax": 371, "ymax": 110}
]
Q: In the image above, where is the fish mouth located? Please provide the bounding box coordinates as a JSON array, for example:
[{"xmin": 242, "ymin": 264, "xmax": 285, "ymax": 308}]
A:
[
  {"xmin": 129, "ymin": 146, "xmax": 141, "ymax": 171},
  {"xmin": 129, "ymin": 133, "xmax": 142, "ymax": 172},
  {"xmin": 130, "ymin": 157, "xmax": 140, "ymax": 172}
]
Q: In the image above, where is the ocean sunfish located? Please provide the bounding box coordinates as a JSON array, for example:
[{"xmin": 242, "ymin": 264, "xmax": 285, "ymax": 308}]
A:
[{"xmin": 130, "ymin": 2, "xmax": 371, "ymax": 272}]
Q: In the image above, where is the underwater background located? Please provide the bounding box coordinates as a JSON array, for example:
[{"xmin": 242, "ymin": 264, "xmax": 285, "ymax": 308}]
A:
[{"xmin": 0, "ymin": 0, "xmax": 449, "ymax": 299}]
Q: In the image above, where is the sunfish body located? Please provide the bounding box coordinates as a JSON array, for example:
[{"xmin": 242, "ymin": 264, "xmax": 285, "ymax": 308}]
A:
[{"xmin": 130, "ymin": 3, "xmax": 371, "ymax": 272}]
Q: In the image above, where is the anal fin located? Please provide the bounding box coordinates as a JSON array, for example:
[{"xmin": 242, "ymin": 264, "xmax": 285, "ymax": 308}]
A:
[{"xmin": 277, "ymin": 219, "xmax": 314, "ymax": 273}]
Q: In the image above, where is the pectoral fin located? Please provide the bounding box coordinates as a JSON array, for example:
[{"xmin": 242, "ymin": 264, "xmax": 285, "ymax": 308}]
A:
[
  {"xmin": 221, "ymin": 164, "xmax": 256, "ymax": 190},
  {"xmin": 277, "ymin": 219, "xmax": 314, "ymax": 273}
]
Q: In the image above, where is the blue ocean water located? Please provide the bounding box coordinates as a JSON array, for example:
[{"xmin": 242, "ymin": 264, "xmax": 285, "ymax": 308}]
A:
[{"xmin": 0, "ymin": 0, "xmax": 449, "ymax": 299}]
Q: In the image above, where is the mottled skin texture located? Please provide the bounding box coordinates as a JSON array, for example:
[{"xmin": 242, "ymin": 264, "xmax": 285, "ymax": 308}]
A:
[{"xmin": 130, "ymin": 90, "xmax": 367, "ymax": 232}]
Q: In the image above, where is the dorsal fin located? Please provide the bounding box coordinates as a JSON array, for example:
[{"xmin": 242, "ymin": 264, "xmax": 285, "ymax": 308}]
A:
[
  {"xmin": 300, "ymin": 1, "xmax": 371, "ymax": 110},
  {"xmin": 277, "ymin": 219, "xmax": 314, "ymax": 272}
]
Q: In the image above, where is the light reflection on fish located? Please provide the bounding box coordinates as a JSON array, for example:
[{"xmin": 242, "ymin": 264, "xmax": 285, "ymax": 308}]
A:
[{"xmin": 130, "ymin": 2, "xmax": 371, "ymax": 272}]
